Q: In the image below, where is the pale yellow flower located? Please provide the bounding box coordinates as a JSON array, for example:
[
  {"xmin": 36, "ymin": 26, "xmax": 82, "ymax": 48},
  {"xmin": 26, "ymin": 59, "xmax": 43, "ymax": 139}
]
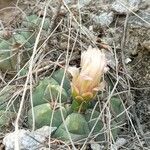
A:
[{"xmin": 68, "ymin": 46, "xmax": 107, "ymax": 102}]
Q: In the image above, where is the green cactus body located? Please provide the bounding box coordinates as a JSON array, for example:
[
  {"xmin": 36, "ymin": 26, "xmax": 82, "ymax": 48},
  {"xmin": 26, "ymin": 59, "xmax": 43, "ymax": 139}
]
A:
[
  {"xmin": 28, "ymin": 103, "xmax": 67, "ymax": 129},
  {"xmin": 32, "ymin": 77, "xmax": 68, "ymax": 107},
  {"xmin": 19, "ymin": 31, "xmax": 36, "ymax": 45},
  {"xmin": 0, "ymin": 14, "xmax": 51, "ymax": 72},
  {"xmin": 53, "ymin": 113, "xmax": 90, "ymax": 141},
  {"xmin": 110, "ymin": 97, "xmax": 126, "ymax": 123},
  {"xmin": 71, "ymin": 99, "xmax": 90, "ymax": 112},
  {"xmin": 22, "ymin": 15, "xmax": 50, "ymax": 30},
  {"xmin": 0, "ymin": 86, "xmax": 19, "ymax": 111},
  {"xmin": 12, "ymin": 31, "xmax": 35, "ymax": 59},
  {"xmin": 13, "ymin": 33, "xmax": 32, "ymax": 48},
  {"xmin": 44, "ymin": 83, "xmax": 68, "ymax": 103},
  {"xmin": 32, "ymin": 78, "xmax": 58, "ymax": 106},
  {"xmin": 110, "ymin": 120, "xmax": 120, "ymax": 140},
  {"xmin": 0, "ymin": 30, "xmax": 35, "ymax": 71},
  {"xmin": 84, "ymin": 109, "xmax": 103, "ymax": 135},
  {"xmin": 52, "ymin": 69, "xmax": 71, "ymax": 94},
  {"xmin": 64, "ymin": 104, "xmax": 73, "ymax": 116},
  {"xmin": 0, "ymin": 40, "xmax": 16, "ymax": 71},
  {"xmin": 84, "ymin": 109, "xmax": 104, "ymax": 141},
  {"xmin": 84, "ymin": 109, "xmax": 120, "ymax": 141},
  {"xmin": 0, "ymin": 110, "xmax": 16, "ymax": 131}
]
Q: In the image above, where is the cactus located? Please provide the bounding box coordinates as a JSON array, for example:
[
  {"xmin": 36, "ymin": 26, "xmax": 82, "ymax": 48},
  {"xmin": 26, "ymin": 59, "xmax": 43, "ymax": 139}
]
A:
[
  {"xmin": 84, "ymin": 109, "xmax": 104, "ymax": 141},
  {"xmin": 52, "ymin": 69, "xmax": 71, "ymax": 94},
  {"xmin": 0, "ymin": 110, "xmax": 16, "ymax": 131},
  {"xmin": 28, "ymin": 103, "xmax": 67, "ymax": 129},
  {"xmin": 110, "ymin": 120, "xmax": 120, "ymax": 140},
  {"xmin": 0, "ymin": 86, "xmax": 19, "ymax": 111},
  {"xmin": 0, "ymin": 14, "xmax": 52, "ymax": 71},
  {"xmin": 0, "ymin": 13, "xmax": 53, "ymax": 72},
  {"xmin": 0, "ymin": 30, "xmax": 35, "ymax": 71},
  {"xmin": 32, "ymin": 77, "xmax": 68, "ymax": 106},
  {"xmin": 110, "ymin": 97, "xmax": 126, "ymax": 123},
  {"xmin": 44, "ymin": 84, "xmax": 68, "ymax": 103},
  {"xmin": 84, "ymin": 109, "xmax": 120, "ymax": 141},
  {"xmin": 18, "ymin": 31, "xmax": 35, "ymax": 45},
  {"xmin": 0, "ymin": 11, "xmax": 126, "ymax": 143},
  {"xmin": 27, "ymin": 67, "xmax": 125, "ymax": 141},
  {"xmin": 53, "ymin": 113, "xmax": 90, "ymax": 141},
  {"xmin": 13, "ymin": 33, "xmax": 32, "ymax": 48},
  {"xmin": 22, "ymin": 15, "xmax": 50, "ymax": 30},
  {"xmin": 0, "ymin": 40, "xmax": 16, "ymax": 71}
]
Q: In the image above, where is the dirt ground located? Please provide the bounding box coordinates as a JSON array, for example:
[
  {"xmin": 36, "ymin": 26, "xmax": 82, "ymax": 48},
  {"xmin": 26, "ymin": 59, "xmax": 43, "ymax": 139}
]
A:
[{"xmin": 0, "ymin": 0, "xmax": 150, "ymax": 149}]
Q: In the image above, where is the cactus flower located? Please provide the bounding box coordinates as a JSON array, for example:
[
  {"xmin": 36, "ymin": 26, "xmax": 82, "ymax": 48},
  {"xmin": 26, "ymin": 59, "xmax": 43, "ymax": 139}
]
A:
[{"xmin": 68, "ymin": 46, "xmax": 107, "ymax": 103}]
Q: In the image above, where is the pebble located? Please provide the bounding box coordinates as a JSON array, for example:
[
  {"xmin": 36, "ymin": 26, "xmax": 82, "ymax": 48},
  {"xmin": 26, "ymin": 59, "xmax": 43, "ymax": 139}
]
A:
[
  {"xmin": 91, "ymin": 143, "xmax": 104, "ymax": 150},
  {"xmin": 111, "ymin": 0, "xmax": 141, "ymax": 14},
  {"xmin": 125, "ymin": 58, "xmax": 132, "ymax": 64},
  {"xmin": 64, "ymin": 0, "xmax": 91, "ymax": 8},
  {"xmin": 91, "ymin": 12, "xmax": 114, "ymax": 27},
  {"xmin": 111, "ymin": 138, "xmax": 127, "ymax": 150},
  {"xmin": 3, "ymin": 126, "xmax": 57, "ymax": 150},
  {"xmin": 128, "ymin": 11, "xmax": 150, "ymax": 28}
]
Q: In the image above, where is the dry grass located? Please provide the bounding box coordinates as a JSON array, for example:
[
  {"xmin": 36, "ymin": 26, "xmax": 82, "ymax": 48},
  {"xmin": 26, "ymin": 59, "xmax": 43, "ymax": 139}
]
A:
[{"xmin": 0, "ymin": 0, "xmax": 150, "ymax": 149}]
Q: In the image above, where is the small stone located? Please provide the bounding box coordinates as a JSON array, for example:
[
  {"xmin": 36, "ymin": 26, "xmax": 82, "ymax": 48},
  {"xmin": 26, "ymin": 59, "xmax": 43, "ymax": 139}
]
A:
[
  {"xmin": 64, "ymin": 0, "xmax": 91, "ymax": 8},
  {"xmin": 104, "ymin": 49, "xmax": 116, "ymax": 69},
  {"xmin": 3, "ymin": 127, "xmax": 56, "ymax": 150},
  {"xmin": 111, "ymin": 138, "xmax": 127, "ymax": 150},
  {"xmin": 78, "ymin": 0, "xmax": 92, "ymax": 7},
  {"xmin": 91, "ymin": 12, "xmax": 114, "ymax": 27},
  {"xmin": 142, "ymin": 40, "xmax": 150, "ymax": 51},
  {"xmin": 128, "ymin": 11, "xmax": 150, "ymax": 28},
  {"xmin": 35, "ymin": 126, "xmax": 57, "ymax": 137},
  {"xmin": 125, "ymin": 58, "xmax": 132, "ymax": 64},
  {"xmin": 91, "ymin": 143, "xmax": 104, "ymax": 150},
  {"xmin": 111, "ymin": 0, "xmax": 141, "ymax": 14}
]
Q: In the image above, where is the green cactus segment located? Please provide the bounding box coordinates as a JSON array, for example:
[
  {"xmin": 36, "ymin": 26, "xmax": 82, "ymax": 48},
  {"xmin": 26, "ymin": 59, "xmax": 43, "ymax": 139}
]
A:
[
  {"xmin": 0, "ymin": 86, "xmax": 18, "ymax": 111},
  {"xmin": 22, "ymin": 15, "xmax": 50, "ymax": 30},
  {"xmin": 44, "ymin": 83, "xmax": 68, "ymax": 103},
  {"xmin": 0, "ymin": 40, "xmax": 16, "ymax": 71},
  {"xmin": 19, "ymin": 68, "xmax": 28, "ymax": 76},
  {"xmin": 0, "ymin": 110, "xmax": 16, "ymax": 130},
  {"xmin": 32, "ymin": 78, "xmax": 58, "ymax": 106},
  {"xmin": 53, "ymin": 113, "xmax": 90, "ymax": 141},
  {"xmin": 13, "ymin": 33, "xmax": 31, "ymax": 48},
  {"xmin": 84, "ymin": 109, "xmax": 104, "ymax": 141},
  {"xmin": 0, "ymin": 14, "xmax": 50, "ymax": 71},
  {"xmin": 84, "ymin": 109, "xmax": 120, "ymax": 141},
  {"xmin": 52, "ymin": 69, "xmax": 71, "ymax": 94},
  {"xmin": 110, "ymin": 97, "xmax": 126, "ymax": 123},
  {"xmin": 32, "ymin": 77, "xmax": 68, "ymax": 107},
  {"xmin": 71, "ymin": 99, "xmax": 89, "ymax": 112},
  {"xmin": 64, "ymin": 104, "xmax": 73, "ymax": 116},
  {"xmin": 19, "ymin": 31, "xmax": 35, "ymax": 45},
  {"xmin": 28, "ymin": 103, "xmax": 67, "ymax": 129},
  {"xmin": 12, "ymin": 31, "xmax": 36, "ymax": 49},
  {"xmin": 0, "ymin": 30, "xmax": 35, "ymax": 71},
  {"xmin": 84, "ymin": 109, "xmax": 103, "ymax": 134},
  {"xmin": 110, "ymin": 120, "xmax": 120, "ymax": 140}
]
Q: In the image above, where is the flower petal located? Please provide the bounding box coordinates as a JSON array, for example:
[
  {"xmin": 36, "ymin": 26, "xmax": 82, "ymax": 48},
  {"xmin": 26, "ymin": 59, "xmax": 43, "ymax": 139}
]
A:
[
  {"xmin": 82, "ymin": 92, "xmax": 93, "ymax": 101},
  {"xmin": 80, "ymin": 74, "xmax": 93, "ymax": 81},
  {"xmin": 75, "ymin": 96, "xmax": 84, "ymax": 101},
  {"xmin": 67, "ymin": 66, "xmax": 79, "ymax": 78},
  {"xmin": 93, "ymin": 81, "xmax": 106, "ymax": 91}
]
